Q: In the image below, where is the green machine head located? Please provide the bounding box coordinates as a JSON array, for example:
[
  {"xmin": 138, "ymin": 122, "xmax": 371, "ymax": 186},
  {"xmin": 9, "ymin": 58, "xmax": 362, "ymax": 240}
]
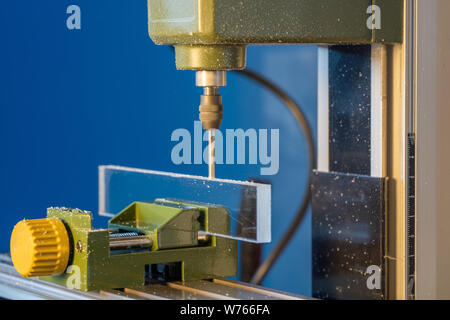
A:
[
  {"xmin": 147, "ymin": 0, "xmax": 403, "ymax": 71},
  {"xmin": 147, "ymin": 0, "xmax": 403, "ymax": 137}
]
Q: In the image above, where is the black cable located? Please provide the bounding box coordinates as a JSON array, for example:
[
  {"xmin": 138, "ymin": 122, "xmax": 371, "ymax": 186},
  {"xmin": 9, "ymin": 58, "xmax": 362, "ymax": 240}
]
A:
[{"xmin": 233, "ymin": 69, "xmax": 316, "ymax": 285}]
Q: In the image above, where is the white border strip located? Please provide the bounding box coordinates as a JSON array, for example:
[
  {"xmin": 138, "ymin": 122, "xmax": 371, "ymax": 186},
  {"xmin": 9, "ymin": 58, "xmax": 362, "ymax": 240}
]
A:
[
  {"xmin": 317, "ymin": 46, "xmax": 329, "ymax": 172},
  {"xmin": 257, "ymin": 186, "xmax": 271, "ymax": 243},
  {"xmin": 370, "ymin": 44, "xmax": 387, "ymax": 178},
  {"xmin": 98, "ymin": 165, "xmax": 106, "ymax": 215},
  {"xmin": 98, "ymin": 165, "xmax": 270, "ymax": 187}
]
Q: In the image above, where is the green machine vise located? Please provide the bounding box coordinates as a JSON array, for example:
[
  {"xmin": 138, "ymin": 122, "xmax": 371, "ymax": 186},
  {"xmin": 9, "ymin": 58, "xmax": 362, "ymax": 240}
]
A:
[{"xmin": 10, "ymin": 199, "xmax": 237, "ymax": 291}]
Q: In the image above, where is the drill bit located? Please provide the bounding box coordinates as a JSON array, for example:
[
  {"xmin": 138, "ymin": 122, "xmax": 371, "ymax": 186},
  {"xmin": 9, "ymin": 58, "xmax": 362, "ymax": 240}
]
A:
[
  {"xmin": 196, "ymin": 71, "xmax": 226, "ymax": 179},
  {"xmin": 208, "ymin": 129, "xmax": 216, "ymax": 179}
]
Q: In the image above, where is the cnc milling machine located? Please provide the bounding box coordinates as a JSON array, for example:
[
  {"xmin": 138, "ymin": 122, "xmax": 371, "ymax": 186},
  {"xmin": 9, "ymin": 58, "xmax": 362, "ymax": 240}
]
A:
[{"xmin": 3, "ymin": 0, "xmax": 450, "ymax": 300}]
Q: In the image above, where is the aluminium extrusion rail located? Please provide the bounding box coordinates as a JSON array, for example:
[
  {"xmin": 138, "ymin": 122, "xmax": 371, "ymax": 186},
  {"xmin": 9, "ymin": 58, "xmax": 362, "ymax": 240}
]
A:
[{"xmin": 0, "ymin": 254, "xmax": 308, "ymax": 300}]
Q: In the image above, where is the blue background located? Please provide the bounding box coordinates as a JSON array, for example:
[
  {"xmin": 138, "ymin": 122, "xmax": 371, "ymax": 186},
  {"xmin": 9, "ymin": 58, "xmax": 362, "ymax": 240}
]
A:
[{"xmin": 0, "ymin": 1, "xmax": 317, "ymax": 296}]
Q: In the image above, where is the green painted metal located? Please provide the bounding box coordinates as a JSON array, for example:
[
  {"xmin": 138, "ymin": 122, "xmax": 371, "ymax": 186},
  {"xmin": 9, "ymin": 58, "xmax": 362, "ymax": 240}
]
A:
[
  {"xmin": 40, "ymin": 201, "xmax": 237, "ymax": 291},
  {"xmin": 109, "ymin": 202, "xmax": 200, "ymax": 250},
  {"xmin": 373, "ymin": 0, "xmax": 404, "ymax": 43},
  {"xmin": 148, "ymin": 0, "xmax": 404, "ymax": 70},
  {"xmin": 175, "ymin": 44, "xmax": 246, "ymax": 70}
]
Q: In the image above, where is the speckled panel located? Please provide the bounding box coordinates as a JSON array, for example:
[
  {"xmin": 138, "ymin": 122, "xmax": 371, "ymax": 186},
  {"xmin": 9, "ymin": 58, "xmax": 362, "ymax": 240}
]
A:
[
  {"xmin": 311, "ymin": 171, "xmax": 386, "ymax": 300},
  {"xmin": 329, "ymin": 45, "xmax": 372, "ymax": 175}
]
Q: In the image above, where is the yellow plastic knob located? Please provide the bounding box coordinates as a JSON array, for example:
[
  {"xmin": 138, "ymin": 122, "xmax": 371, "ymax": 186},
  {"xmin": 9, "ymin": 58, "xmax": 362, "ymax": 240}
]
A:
[{"xmin": 10, "ymin": 218, "xmax": 70, "ymax": 277}]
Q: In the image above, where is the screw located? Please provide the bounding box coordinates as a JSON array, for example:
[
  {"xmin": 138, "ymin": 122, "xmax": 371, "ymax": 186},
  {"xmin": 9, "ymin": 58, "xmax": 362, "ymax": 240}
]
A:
[{"xmin": 76, "ymin": 240, "xmax": 83, "ymax": 253}]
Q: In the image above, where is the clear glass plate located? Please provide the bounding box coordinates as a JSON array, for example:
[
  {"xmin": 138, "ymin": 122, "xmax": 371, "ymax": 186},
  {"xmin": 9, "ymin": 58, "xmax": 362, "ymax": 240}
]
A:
[{"xmin": 98, "ymin": 165, "xmax": 271, "ymax": 243}]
